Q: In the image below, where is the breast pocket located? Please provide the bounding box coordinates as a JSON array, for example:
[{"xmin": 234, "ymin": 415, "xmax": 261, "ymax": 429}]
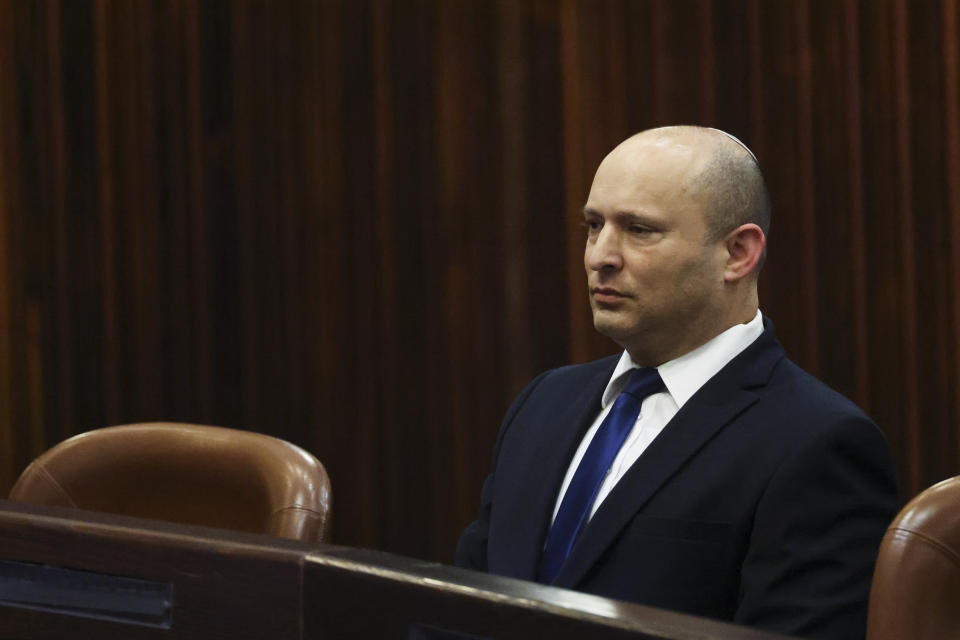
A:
[
  {"xmin": 589, "ymin": 515, "xmax": 739, "ymax": 616},
  {"xmin": 626, "ymin": 515, "xmax": 733, "ymax": 542}
]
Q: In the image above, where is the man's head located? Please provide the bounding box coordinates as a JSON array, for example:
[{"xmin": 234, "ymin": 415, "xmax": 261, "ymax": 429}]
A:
[{"xmin": 583, "ymin": 126, "xmax": 769, "ymax": 366}]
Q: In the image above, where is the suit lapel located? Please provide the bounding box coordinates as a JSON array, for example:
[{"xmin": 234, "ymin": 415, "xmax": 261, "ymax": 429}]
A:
[
  {"xmin": 505, "ymin": 360, "xmax": 615, "ymax": 581},
  {"xmin": 553, "ymin": 321, "xmax": 785, "ymax": 588}
]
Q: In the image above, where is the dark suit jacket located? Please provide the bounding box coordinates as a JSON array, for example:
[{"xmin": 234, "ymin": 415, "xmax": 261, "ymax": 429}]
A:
[{"xmin": 456, "ymin": 318, "xmax": 900, "ymax": 640}]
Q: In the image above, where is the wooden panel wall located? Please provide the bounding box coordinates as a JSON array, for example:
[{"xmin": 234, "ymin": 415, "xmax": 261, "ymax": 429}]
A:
[{"xmin": 0, "ymin": 0, "xmax": 958, "ymax": 563}]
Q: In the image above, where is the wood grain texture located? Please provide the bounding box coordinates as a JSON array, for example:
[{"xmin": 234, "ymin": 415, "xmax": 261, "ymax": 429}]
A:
[
  {"xmin": 0, "ymin": 0, "xmax": 16, "ymax": 491},
  {"xmin": 0, "ymin": 0, "xmax": 958, "ymax": 563},
  {"xmin": 0, "ymin": 501, "xmax": 308, "ymax": 639},
  {"xmin": 0, "ymin": 500, "xmax": 795, "ymax": 640}
]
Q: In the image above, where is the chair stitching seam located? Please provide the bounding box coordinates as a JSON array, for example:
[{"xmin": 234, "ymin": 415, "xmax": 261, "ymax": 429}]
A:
[
  {"xmin": 271, "ymin": 505, "xmax": 322, "ymax": 516},
  {"xmin": 889, "ymin": 527, "xmax": 960, "ymax": 568},
  {"xmin": 35, "ymin": 464, "xmax": 78, "ymax": 508}
]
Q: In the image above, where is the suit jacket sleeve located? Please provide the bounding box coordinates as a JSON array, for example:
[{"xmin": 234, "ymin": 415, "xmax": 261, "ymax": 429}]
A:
[
  {"xmin": 456, "ymin": 370, "xmax": 550, "ymax": 571},
  {"xmin": 734, "ymin": 414, "xmax": 900, "ymax": 640}
]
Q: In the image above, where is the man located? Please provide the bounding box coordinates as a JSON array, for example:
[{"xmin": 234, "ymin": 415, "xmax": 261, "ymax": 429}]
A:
[{"xmin": 456, "ymin": 126, "xmax": 899, "ymax": 640}]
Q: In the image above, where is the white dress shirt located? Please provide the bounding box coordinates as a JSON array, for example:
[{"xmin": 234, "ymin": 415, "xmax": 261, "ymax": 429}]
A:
[{"xmin": 549, "ymin": 310, "xmax": 765, "ymax": 525}]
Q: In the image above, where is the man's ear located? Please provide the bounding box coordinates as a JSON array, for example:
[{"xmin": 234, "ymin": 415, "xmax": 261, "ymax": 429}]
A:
[{"xmin": 723, "ymin": 223, "xmax": 766, "ymax": 282}]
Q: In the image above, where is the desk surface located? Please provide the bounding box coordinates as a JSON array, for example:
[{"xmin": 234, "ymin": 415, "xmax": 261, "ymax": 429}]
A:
[{"xmin": 0, "ymin": 500, "xmax": 794, "ymax": 640}]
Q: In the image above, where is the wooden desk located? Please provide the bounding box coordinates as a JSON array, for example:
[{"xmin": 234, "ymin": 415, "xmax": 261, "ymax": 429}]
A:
[{"xmin": 0, "ymin": 501, "xmax": 794, "ymax": 639}]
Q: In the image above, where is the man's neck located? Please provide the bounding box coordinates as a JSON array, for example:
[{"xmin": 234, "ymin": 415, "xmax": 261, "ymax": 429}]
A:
[{"xmin": 626, "ymin": 303, "xmax": 760, "ymax": 367}]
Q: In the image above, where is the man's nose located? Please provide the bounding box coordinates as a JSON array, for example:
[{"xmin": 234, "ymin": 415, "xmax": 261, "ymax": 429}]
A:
[{"xmin": 586, "ymin": 226, "xmax": 623, "ymax": 271}]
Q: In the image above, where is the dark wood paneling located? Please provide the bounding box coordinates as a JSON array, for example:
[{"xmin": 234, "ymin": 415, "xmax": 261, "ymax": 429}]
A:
[
  {"xmin": 946, "ymin": 0, "xmax": 960, "ymax": 475},
  {"xmin": 0, "ymin": 500, "xmax": 796, "ymax": 640},
  {"xmin": 1, "ymin": 0, "xmax": 958, "ymax": 563},
  {"xmin": 0, "ymin": 0, "xmax": 17, "ymax": 490}
]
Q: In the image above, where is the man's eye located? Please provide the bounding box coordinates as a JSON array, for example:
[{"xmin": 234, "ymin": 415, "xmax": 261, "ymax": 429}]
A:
[
  {"xmin": 630, "ymin": 226, "xmax": 651, "ymax": 234},
  {"xmin": 584, "ymin": 220, "xmax": 602, "ymax": 233}
]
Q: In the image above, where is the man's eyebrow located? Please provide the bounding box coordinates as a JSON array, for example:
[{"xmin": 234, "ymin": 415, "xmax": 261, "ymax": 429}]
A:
[{"xmin": 583, "ymin": 207, "xmax": 660, "ymax": 228}]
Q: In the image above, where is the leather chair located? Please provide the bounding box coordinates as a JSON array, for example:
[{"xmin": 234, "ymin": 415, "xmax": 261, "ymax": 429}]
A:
[
  {"xmin": 8, "ymin": 422, "xmax": 332, "ymax": 543},
  {"xmin": 867, "ymin": 475, "xmax": 960, "ymax": 640}
]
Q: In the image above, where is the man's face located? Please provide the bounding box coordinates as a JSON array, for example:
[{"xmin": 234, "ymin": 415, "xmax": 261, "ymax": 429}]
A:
[{"xmin": 583, "ymin": 135, "xmax": 729, "ymax": 365}]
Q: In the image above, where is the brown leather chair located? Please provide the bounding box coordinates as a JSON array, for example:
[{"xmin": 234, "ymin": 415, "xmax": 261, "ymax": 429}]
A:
[
  {"xmin": 8, "ymin": 422, "xmax": 332, "ymax": 543},
  {"xmin": 867, "ymin": 475, "xmax": 960, "ymax": 640}
]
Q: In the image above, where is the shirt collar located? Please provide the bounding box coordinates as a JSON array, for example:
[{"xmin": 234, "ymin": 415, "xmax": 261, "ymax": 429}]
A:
[{"xmin": 601, "ymin": 310, "xmax": 765, "ymax": 409}]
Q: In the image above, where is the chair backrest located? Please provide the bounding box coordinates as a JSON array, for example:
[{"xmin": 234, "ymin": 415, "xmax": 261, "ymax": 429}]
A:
[
  {"xmin": 867, "ymin": 475, "xmax": 960, "ymax": 640},
  {"xmin": 8, "ymin": 422, "xmax": 332, "ymax": 543}
]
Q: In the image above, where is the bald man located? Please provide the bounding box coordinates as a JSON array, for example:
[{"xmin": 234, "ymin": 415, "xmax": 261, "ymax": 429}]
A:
[{"xmin": 457, "ymin": 127, "xmax": 899, "ymax": 640}]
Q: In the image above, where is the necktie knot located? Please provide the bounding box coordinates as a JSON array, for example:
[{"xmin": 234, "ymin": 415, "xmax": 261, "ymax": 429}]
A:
[{"xmin": 621, "ymin": 367, "xmax": 665, "ymax": 402}]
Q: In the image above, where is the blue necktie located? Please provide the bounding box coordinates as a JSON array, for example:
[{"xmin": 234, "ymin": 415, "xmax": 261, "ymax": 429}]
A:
[{"xmin": 537, "ymin": 367, "xmax": 665, "ymax": 584}]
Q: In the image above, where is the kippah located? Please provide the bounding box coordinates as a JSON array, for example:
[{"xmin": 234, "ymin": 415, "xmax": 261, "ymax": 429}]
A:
[{"xmin": 707, "ymin": 127, "xmax": 759, "ymax": 165}]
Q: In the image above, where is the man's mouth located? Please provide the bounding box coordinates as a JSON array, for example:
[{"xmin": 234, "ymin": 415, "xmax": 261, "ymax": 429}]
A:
[{"xmin": 591, "ymin": 287, "xmax": 628, "ymax": 303}]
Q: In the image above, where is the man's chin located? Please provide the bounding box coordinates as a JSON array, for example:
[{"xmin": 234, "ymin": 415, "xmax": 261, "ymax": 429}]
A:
[{"xmin": 591, "ymin": 313, "xmax": 636, "ymax": 342}]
